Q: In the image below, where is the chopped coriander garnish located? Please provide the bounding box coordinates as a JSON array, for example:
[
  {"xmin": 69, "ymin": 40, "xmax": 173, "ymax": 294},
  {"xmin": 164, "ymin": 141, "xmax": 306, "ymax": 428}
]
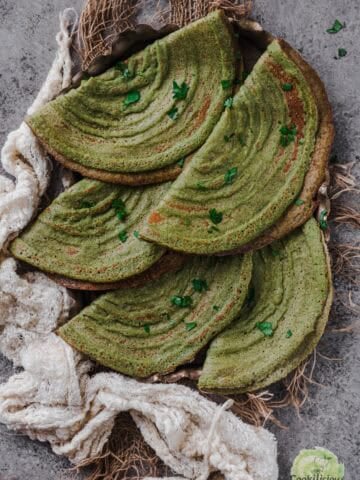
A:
[
  {"xmin": 167, "ymin": 106, "xmax": 179, "ymax": 120},
  {"xmin": 326, "ymin": 19, "xmax": 345, "ymax": 34},
  {"xmin": 133, "ymin": 230, "xmax": 140, "ymax": 239},
  {"xmin": 280, "ymin": 124, "xmax": 297, "ymax": 147},
  {"xmin": 177, "ymin": 157, "xmax": 185, "ymax": 168},
  {"xmin": 208, "ymin": 225, "xmax": 220, "ymax": 234},
  {"xmin": 123, "ymin": 90, "xmax": 140, "ymax": 107},
  {"xmin": 112, "ymin": 199, "xmax": 126, "ymax": 210},
  {"xmin": 282, "ymin": 83, "xmax": 293, "ymax": 91},
  {"xmin": 79, "ymin": 200, "xmax": 95, "ymax": 209},
  {"xmin": 294, "ymin": 198, "xmax": 305, "ymax": 206},
  {"xmin": 118, "ymin": 229, "xmax": 128, "ymax": 243},
  {"xmin": 144, "ymin": 324, "xmax": 151, "ymax": 334},
  {"xmin": 115, "ymin": 62, "xmax": 135, "ymax": 80},
  {"xmin": 256, "ymin": 321, "xmax": 273, "ymax": 337},
  {"xmin": 221, "ymin": 79, "xmax": 232, "ymax": 90},
  {"xmin": 224, "ymin": 96, "xmax": 233, "ymax": 109},
  {"xmin": 112, "ymin": 198, "xmax": 127, "ymax": 221},
  {"xmin": 172, "ymin": 80, "xmax": 189, "ymax": 100},
  {"xmin": 185, "ymin": 322, "xmax": 197, "ymax": 331},
  {"xmin": 197, "ymin": 181, "xmax": 207, "ymax": 191},
  {"xmin": 319, "ymin": 210, "xmax": 328, "ymax": 230},
  {"xmin": 209, "ymin": 208, "xmax": 223, "ymax": 224},
  {"xmin": 224, "ymin": 133, "xmax": 235, "ymax": 142},
  {"xmin": 286, "ymin": 329, "xmax": 293, "ymax": 338},
  {"xmin": 338, "ymin": 48, "xmax": 347, "ymax": 58},
  {"xmin": 213, "ymin": 305, "xmax": 220, "ymax": 312},
  {"xmin": 224, "ymin": 167, "xmax": 238, "ymax": 185},
  {"xmin": 192, "ymin": 278, "xmax": 208, "ymax": 292},
  {"xmin": 171, "ymin": 295, "xmax": 193, "ymax": 308}
]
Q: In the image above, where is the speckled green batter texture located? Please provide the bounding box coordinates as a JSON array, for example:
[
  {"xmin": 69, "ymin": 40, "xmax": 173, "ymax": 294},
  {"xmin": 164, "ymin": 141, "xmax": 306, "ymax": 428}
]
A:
[
  {"xmin": 10, "ymin": 179, "xmax": 168, "ymax": 283},
  {"xmin": 58, "ymin": 253, "xmax": 252, "ymax": 377},
  {"xmin": 141, "ymin": 40, "xmax": 319, "ymax": 254},
  {"xmin": 198, "ymin": 219, "xmax": 332, "ymax": 393},
  {"xmin": 26, "ymin": 11, "xmax": 236, "ymax": 174}
]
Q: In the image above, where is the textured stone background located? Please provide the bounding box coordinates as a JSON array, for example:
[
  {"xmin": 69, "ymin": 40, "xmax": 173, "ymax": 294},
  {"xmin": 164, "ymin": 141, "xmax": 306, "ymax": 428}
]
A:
[{"xmin": 0, "ymin": 1, "xmax": 359, "ymax": 479}]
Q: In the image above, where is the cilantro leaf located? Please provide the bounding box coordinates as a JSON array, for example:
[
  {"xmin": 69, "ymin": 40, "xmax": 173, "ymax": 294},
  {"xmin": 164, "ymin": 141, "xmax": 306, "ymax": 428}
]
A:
[
  {"xmin": 112, "ymin": 198, "xmax": 127, "ymax": 221},
  {"xmin": 224, "ymin": 96, "xmax": 234, "ymax": 109},
  {"xmin": 280, "ymin": 124, "xmax": 297, "ymax": 147},
  {"xmin": 221, "ymin": 79, "xmax": 232, "ymax": 90},
  {"xmin": 115, "ymin": 62, "xmax": 135, "ymax": 80},
  {"xmin": 167, "ymin": 106, "xmax": 179, "ymax": 120},
  {"xmin": 319, "ymin": 210, "xmax": 328, "ymax": 230},
  {"xmin": 282, "ymin": 83, "xmax": 293, "ymax": 91},
  {"xmin": 123, "ymin": 90, "xmax": 140, "ymax": 107},
  {"xmin": 213, "ymin": 305, "xmax": 220, "ymax": 312},
  {"xmin": 118, "ymin": 230, "xmax": 128, "ymax": 243},
  {"xmin": 326, "ymin": 19, "xmax": 345, "ymax": 34},
  {"xmin": 294, "ymin": 198, "xmax": 305, "ymax": 206},
  {"xmin": 224, "ymin": 167, "xmax": 238, "ymax": 185},
  {"xmin": 185, "ymin": 322, "xmax": 197, "ymax": 331},
  {"xmin": 256, "ymin": 321, "xmax": 273, "ymax": 337},
  {"xmin": 177, "ymin": 157, "xmax": 185, "ymax": 168},
  {"xmin": 209, "ymin": 208, "xmax": 223, "ymax": 225},
  {"xmin": 286, "ymin": 329, "xmax": 293, "ymax": 338},
  {"xmin": 144, "ymin": 324, "xmax": 151, "ymax": 334},
  {"xmin": 192, "ymin": 278, "xmax": 208, "ymax": 292},
  {"xmin": 172, "ymin": 80, "xmax": 189, "ymax": 100},
  {"xmin": 133, "ymin": 230, "xmax": 140, "ymax": 239},
  {"xmin": 338, "ymin": 48, "xmax": 347, "ymax": 58},
  {"xmin": 171, "ymin": 295, "xmax": 192, "ymax": 308}
]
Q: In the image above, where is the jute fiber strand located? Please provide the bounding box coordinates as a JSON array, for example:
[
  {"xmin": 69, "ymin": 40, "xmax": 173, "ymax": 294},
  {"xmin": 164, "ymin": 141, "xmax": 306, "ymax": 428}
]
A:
[{"xmin": 0, "ymin": 8, "xmax": 279, "ymax": 480}]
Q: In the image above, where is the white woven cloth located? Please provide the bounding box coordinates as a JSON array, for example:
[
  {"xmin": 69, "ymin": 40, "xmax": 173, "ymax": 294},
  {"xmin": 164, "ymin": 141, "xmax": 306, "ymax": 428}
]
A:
[{"xmin": 0, "ymin": 10, "xmax": 278, "ymax": 480}]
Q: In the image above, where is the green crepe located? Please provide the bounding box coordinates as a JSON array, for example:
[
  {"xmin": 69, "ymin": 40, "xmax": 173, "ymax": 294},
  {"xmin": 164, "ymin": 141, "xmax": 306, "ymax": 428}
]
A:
[
  {"xmin": 141, "ymin": 39, "xmax": 319, "ymax": 254},
  {"xmin": 58, "ymin": 253, "xmax": 252, "ymax": 377},
  {"xmin": 26, "ymin": 11, "xmax": 236, "ymax": 182},
  {"xmin": 198, "ymin": 219, "xmax": 332, "ymax": 393},
  {"xmin": 10, "ymin": 179, "xmax": 169, "ymax": 285}
]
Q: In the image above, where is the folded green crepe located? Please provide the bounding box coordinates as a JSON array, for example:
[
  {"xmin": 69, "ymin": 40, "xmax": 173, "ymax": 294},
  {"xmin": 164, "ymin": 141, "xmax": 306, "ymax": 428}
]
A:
[
  {"xmin": 58, "ymin": 253, "xmax": 252, "ymax": 377},
  {"xmin": 10, "ymin": 179, "xmax": 175, "ymax": 288},
  {"xmin": 26, "ymin": 11, "xmax": 237, "ymax": 184},
  {"xmin": 198, "ymin": 218, "xmax": 332, "ymax": 393},
  {"xmin": 141, "ymin": 39, "xmax": 325, "ymax": 254}
]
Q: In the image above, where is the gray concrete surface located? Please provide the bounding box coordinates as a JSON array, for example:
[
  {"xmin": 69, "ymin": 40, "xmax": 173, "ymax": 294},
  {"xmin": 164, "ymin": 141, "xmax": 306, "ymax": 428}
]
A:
[{"xmin": 0, "ymin": 1, "xmax": 359, "ymax": 479}]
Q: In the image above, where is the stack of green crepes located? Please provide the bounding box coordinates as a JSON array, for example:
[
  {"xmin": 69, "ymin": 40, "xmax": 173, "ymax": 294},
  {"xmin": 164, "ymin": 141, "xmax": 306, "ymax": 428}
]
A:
[{"xmin": 10, "ymin": 11, "xmax": 334, "ymax": 393}]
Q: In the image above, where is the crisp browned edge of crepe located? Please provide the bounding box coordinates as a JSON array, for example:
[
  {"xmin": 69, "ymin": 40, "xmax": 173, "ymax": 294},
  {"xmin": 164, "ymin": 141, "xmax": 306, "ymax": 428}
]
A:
[
  {"xmin": 216, "ymin": 38, "xmax": 334, "ymax": 256},
  {"xmin": 27, "ymin": 132, "xmax": 184, "ymax": 185},
  {"xmin": 50, "ymin": 251, "xmax": 187, "ymax": 290}
]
